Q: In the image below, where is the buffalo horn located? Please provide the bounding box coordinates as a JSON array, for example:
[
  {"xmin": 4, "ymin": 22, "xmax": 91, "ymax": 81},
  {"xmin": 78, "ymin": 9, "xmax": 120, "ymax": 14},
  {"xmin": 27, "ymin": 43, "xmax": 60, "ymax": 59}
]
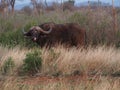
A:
[
  {"xmin": 35, "ymin": 26, "xmax": 52, "ymax": 34},
  {"xmin": 22, "ymin": 28, "xmax": 27, "ymax": 34}
]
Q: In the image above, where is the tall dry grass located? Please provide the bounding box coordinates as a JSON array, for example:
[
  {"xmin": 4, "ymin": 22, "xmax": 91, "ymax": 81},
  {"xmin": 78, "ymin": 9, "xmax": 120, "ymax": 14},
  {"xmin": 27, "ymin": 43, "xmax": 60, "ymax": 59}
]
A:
[
  {"xmin": 0, "ymin": 45, "xmax": 120, "ymax": 76},
  {"xmin": 41, "ymin": 46, "xmax": 120, "ymax": 76},
  {"xmin": 0, "ymin": 47, "xmax": 27, "ymax": 74},
  {"xmin": 0, "ymin": 46, "xmax": 120, "ymax": 90}
]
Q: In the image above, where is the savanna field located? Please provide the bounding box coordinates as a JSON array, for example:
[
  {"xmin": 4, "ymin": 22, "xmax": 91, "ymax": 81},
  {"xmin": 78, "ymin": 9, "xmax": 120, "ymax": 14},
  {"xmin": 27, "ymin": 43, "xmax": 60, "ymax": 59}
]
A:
[{"xmin": 0, "ymin": 5, "xmax": 120, "ymax": 90}]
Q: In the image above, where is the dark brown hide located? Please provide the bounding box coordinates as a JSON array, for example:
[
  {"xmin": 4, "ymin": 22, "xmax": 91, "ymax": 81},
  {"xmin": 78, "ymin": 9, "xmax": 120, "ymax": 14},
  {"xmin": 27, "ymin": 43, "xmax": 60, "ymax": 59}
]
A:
[{"xmin": 24, "ymin": 23, "xmax": 86, "ymax": 47}]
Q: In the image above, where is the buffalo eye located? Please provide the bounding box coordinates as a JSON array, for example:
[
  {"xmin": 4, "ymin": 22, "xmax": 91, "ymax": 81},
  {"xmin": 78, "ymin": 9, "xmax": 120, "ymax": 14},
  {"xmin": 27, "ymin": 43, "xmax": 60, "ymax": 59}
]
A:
[{"xmin": 40, "ymin": 34, "xmax": 47, "ymax": 38}]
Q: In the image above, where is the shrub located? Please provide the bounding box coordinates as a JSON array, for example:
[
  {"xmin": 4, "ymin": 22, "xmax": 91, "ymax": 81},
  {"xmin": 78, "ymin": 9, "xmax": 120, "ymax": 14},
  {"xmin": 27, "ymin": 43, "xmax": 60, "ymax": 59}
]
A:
[
  {"xmin": 1, "ymin": 57, "xmax": 15, "ymax": 75},
  {"xmin": 0, "ymin": 28, "xmax": 39, "ymax": 48},
  {"xmin": 0, "ymin": 29, "xmax": 24, "ymax": 47},
  {"xmin": 22, "ymin": 50, "xmax": 42, "ymax": 74}
]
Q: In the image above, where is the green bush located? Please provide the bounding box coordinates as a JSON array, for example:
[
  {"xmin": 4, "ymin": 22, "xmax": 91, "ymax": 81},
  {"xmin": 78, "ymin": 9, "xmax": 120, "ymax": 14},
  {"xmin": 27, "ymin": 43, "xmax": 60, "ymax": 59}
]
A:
[
  {"xmin": 0, "ymin": 28, "xmax": 39, "ymax": 48},
  {"xmin": 0, "ymin": 29, "xmax": 24, "ymax": 47},
  {"xmin": 1, "ymin": 57, "xmax": 15, "ymax": 75},
  {"xmin": 22, "ymin": 50, "xmax": 42, "ymax": 74},
  {"xmin": 0, "ymin": 15, "xmax": 40, "ymax": 48}
]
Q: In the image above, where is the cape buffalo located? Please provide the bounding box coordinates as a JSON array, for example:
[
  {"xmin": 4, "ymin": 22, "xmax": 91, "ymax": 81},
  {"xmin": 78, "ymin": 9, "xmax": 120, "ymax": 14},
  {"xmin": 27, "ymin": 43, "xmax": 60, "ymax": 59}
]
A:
[{"xmin": 23, "ymin": 22, "xmax": 86, "ymax": 47}]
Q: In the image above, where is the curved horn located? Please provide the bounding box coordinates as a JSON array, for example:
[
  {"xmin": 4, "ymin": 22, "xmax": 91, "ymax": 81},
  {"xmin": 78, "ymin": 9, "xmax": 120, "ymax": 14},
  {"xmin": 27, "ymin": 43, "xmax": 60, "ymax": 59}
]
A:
[
  {"xmin": 22, "ymin": 28, "xmax": 27, "ymax": 34},
  {"xmin": 35, "ymin": 26, "xmax": 52, "ymax": 34}
]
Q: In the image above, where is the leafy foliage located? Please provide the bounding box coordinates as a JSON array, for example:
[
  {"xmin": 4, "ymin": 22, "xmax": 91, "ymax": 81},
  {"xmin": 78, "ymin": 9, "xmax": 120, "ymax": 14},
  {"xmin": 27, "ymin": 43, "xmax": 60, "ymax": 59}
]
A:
[
  {"xmin": 22, "ymin": 50, "xmax": 42, "ymax": 74},
  {"xmin": 0, "ymin": 28, "xmax": 39, "ymax": 48}
]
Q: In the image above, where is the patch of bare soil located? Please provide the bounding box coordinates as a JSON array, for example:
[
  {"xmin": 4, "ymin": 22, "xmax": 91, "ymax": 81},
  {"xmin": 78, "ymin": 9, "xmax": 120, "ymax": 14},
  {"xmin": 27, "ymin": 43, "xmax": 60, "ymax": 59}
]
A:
[{"xmin": 21, "ymin": 75, "xmax": 100, "ymax": 85}]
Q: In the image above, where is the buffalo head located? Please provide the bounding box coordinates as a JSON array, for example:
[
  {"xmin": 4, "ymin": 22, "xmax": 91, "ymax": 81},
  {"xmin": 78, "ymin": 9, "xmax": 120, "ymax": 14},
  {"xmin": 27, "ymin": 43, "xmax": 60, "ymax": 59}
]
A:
[{"xmin": 23, "ymin": 25, "xmax": 52, "ymax": 42}]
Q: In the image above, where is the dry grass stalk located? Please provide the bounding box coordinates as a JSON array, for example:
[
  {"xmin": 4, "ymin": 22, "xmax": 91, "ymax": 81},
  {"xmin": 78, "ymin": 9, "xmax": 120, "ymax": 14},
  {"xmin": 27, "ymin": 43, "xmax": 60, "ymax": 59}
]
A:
[{"xmin": 112, "ymin": 0, "xmax": 118, "ymax": 32}]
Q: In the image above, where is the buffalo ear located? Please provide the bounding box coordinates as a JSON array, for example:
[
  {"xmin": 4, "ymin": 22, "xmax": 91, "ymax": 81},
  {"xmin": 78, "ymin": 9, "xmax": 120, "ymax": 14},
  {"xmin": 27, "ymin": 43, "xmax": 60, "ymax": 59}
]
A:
[{"xmin": 43, "ymin": 24, "xmax": 51, "ymax": 31}]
